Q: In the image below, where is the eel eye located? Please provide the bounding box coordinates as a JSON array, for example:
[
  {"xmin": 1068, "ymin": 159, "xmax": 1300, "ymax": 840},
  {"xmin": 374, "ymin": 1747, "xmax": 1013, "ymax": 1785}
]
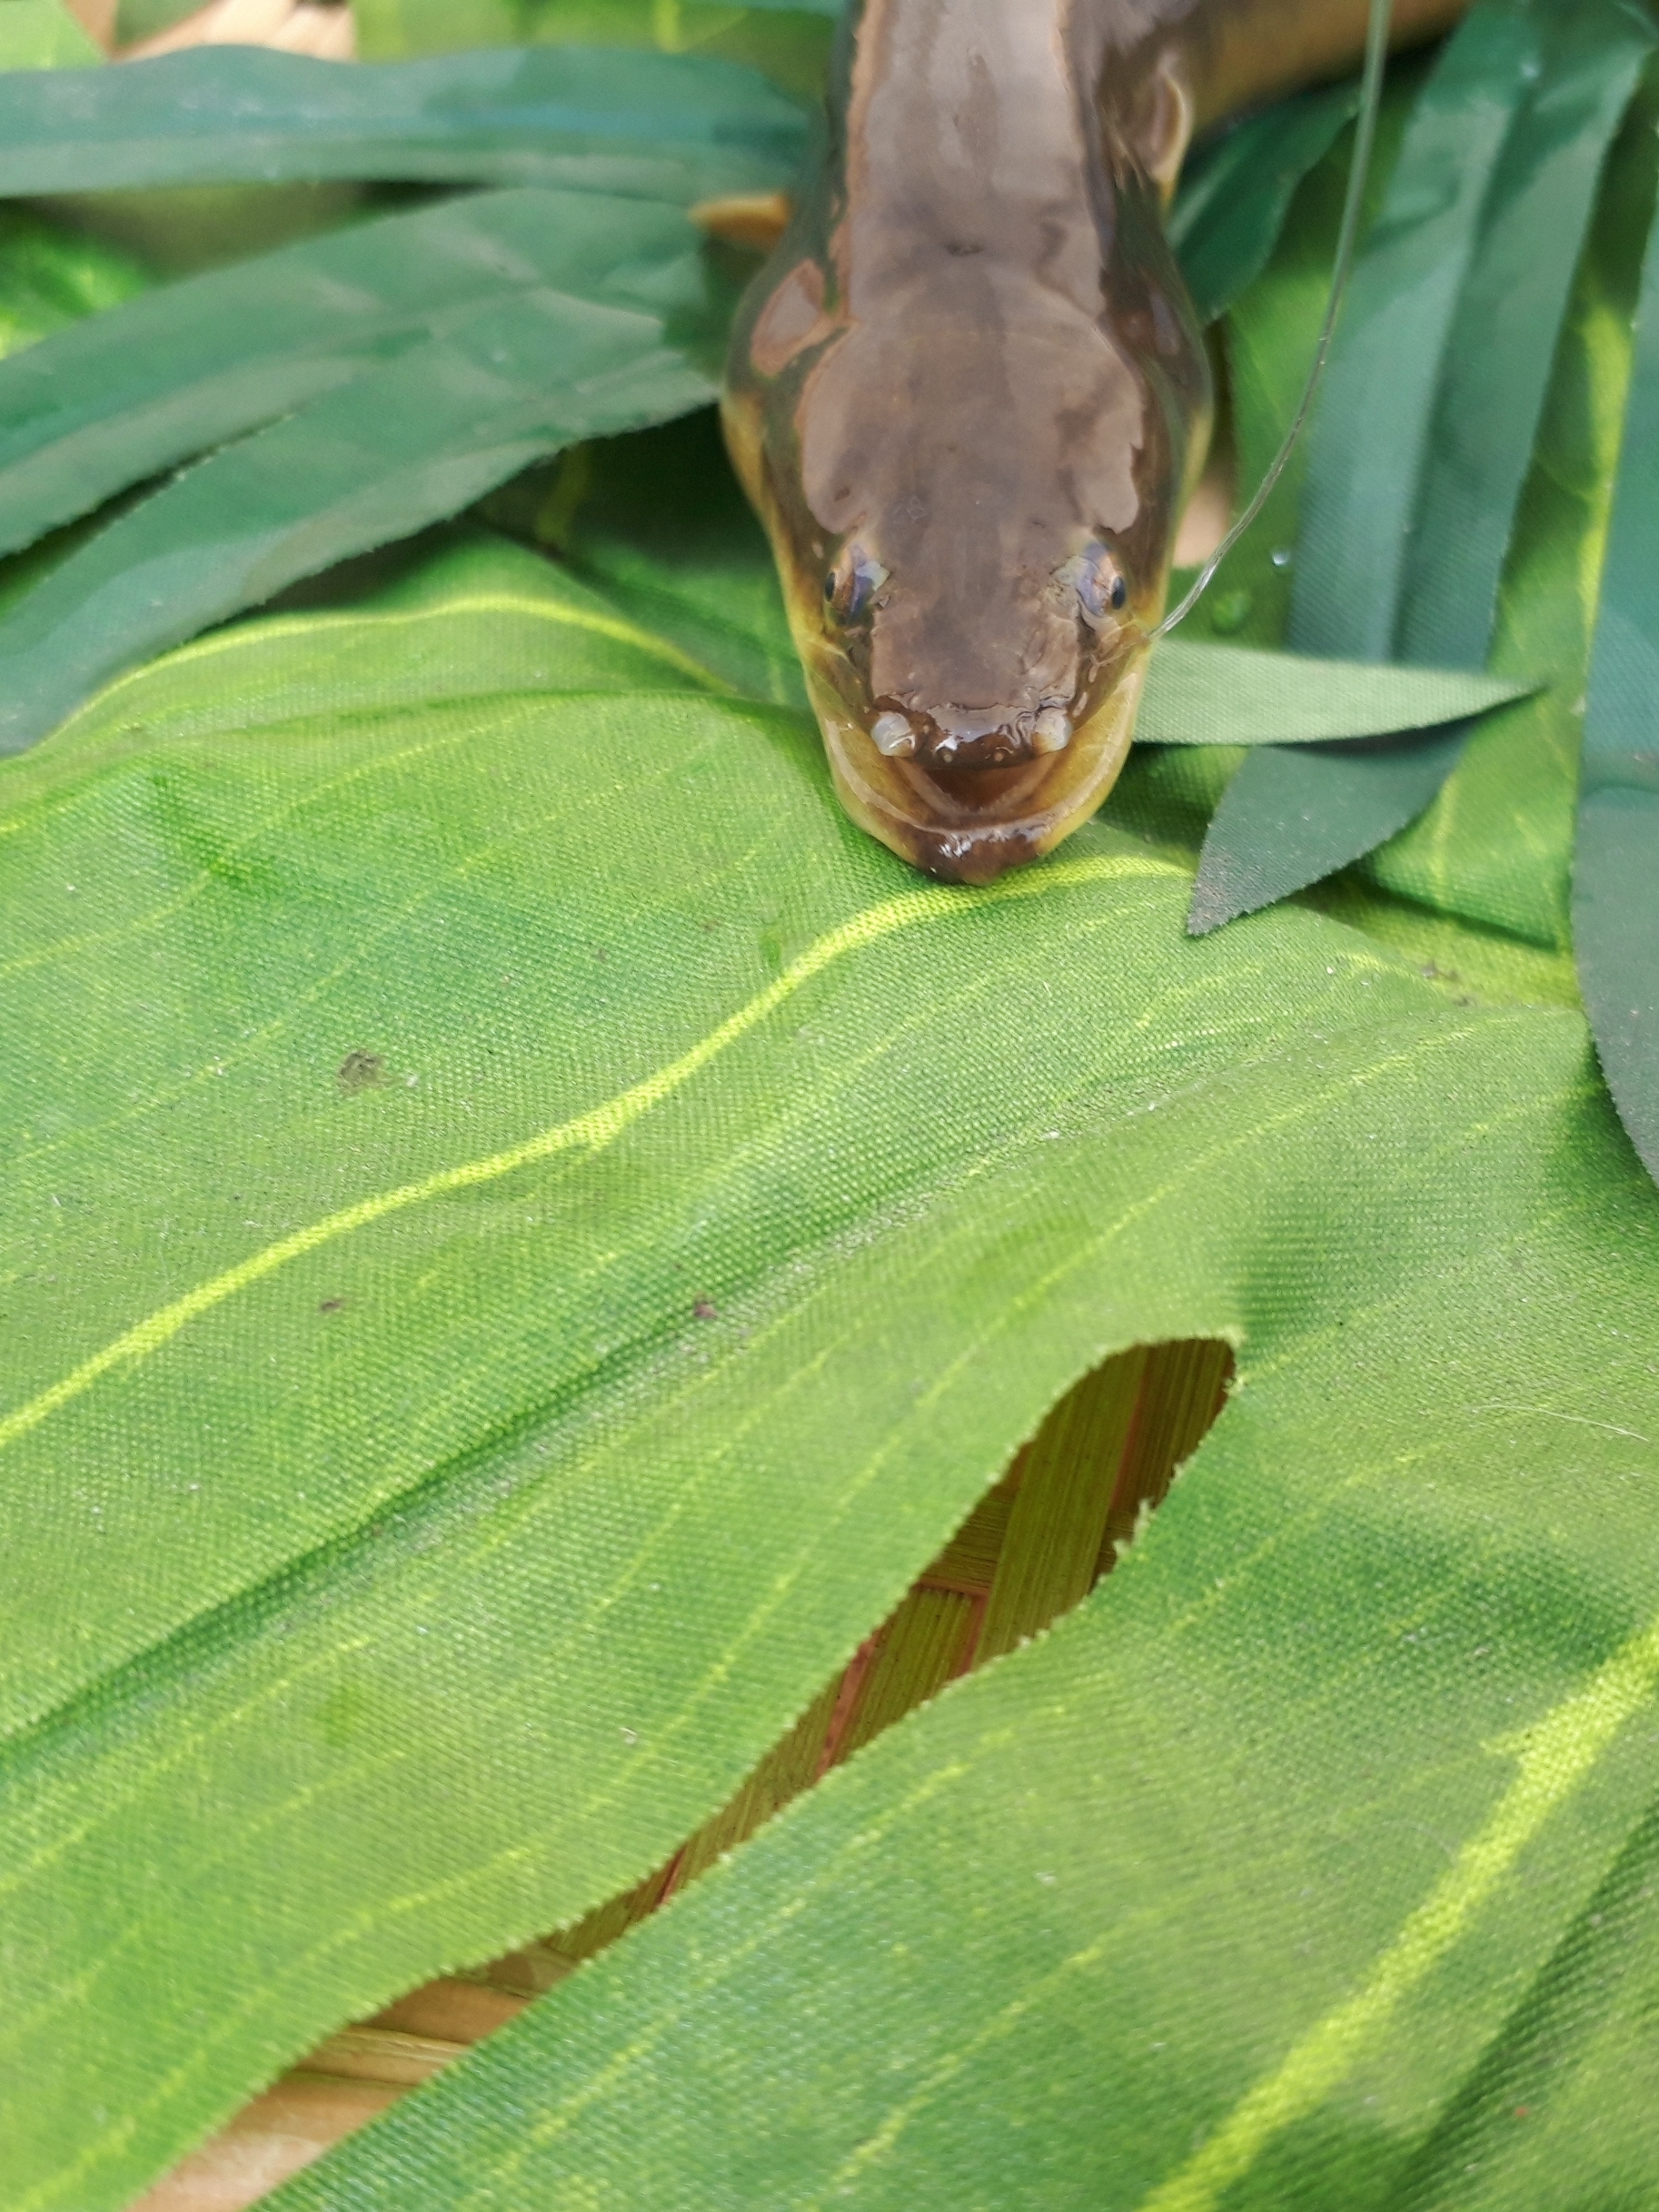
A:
[
  {"xmin": 825, "ymin": 544, "xmax": 887, "ymax": 625},
  {"xmin": 1072, "ymin": 541, "xmax": 1129, "ymax": 622}
]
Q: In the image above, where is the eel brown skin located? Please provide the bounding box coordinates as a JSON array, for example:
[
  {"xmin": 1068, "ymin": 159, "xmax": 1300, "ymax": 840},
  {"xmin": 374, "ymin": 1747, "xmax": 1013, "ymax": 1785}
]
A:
[{"xmin": 721, "ymin": 0, "xmax": 1472, "ymax": 884}]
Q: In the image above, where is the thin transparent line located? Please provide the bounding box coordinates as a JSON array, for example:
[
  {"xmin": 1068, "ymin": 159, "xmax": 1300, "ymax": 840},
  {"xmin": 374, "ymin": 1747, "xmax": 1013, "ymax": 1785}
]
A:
[{"xmin": 1154, "ymin": 0, "xmax": 1395, "ymax": 640}]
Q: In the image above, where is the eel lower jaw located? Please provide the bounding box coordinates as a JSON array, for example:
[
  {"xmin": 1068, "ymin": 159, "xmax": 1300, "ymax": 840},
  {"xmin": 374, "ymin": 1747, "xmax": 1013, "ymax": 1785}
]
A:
[{"xmin": 816, "ymin": 655, "xmax": 1147, "ymax": 885}]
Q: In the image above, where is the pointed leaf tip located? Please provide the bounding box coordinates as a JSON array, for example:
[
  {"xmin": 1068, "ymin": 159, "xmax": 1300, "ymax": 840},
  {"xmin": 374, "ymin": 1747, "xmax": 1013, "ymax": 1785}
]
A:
[{"xmin": 1187, "ymin": 724, "xmax": 1476, "ymax": 934}]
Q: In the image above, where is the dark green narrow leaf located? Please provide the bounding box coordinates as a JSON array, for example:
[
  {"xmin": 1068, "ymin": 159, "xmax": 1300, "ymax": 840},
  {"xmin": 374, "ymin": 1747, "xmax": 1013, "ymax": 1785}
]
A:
[
  {"xmin": 0, "ymin": 201, "xmax": 726, "ymax": 754},
  {"xmin": 1171, "ymin": 81, "xmax": 1359, "ymax": 328},
  {"xmin": 1296, "ymin": 0, "xmax": 1653, "ymax": 669},
  {"xmin": 0, "ymin": 44, "xmax": 807, "ymax": 198},
  {"xmin": 1190, "ymin": 0, "xmax": 1652, "ymax": 935},
  {"xmin": 1187, "ymin": 727, "xmax": 1472, "ymax": 935},
  {"xmin": 0, "ymin": 186, "xmax": 683, "ymax": 560},
  {"xmin": 1138, "ymin": 640, "xmax": 1529, "ymax": 748},
  {"xmin": 353, "ymin": 0, "xmax": 839, "ymax": 100},
  {"xmin": 1360, "ymin": 82, "xmax": 1657, "ymax": 951},
  {"xmin": 1575, "ymin": 186, "xmax": 1659, "ymax": 1182},
  {"xmin": 1294, "ymin": 2, "xmax": 1570, "ymax": 663}
]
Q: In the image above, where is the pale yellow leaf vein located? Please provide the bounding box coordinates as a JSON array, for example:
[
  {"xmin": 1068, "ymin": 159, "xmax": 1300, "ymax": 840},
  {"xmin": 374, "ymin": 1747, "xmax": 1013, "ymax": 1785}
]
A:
[
  {"xmin": 0, "ymin": 853, "xmax": 1172, "ymax": 1463},
  {"xmin": 1467, "ymin": 1401, "xmax": 1650, "ymax": 1443},
  {"xmin": 1133, "ymin": 1609, "xmax": 1659, "ymax": 2212},
  {"xmin": 58, "ymin": 589, "xmax": 731, "ymax": 734},
  {"xmin": 462, "ymin": 1755, "xmax": 982, "ymax": 2202},
  {"xmin": 818, "ymin": 1934, "xmax": 1110, "ymax": 2200}
]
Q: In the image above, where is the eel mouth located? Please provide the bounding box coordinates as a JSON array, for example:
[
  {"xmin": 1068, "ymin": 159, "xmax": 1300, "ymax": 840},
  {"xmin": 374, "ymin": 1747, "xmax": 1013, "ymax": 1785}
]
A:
[{"xmin": 809, "ymin": 654, "xmax": 1147, "ymax": 885}]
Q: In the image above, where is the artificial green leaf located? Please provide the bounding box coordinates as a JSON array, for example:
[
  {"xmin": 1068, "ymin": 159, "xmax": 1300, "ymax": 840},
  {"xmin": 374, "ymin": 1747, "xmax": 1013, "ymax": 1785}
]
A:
[
  {"xmin": 0, "ymin": 0, "xmax": 102, "ymax": 68},
  {"xmin": 1137, "ymin": 640, "xmax": 1529, "ymax": 749},
  {"xmin": 1367, "ymin": 77, "xmax": 1656, "ymax": 951},
  {"xmin": 6, "ymin": 507, "xmax": 1654, "ymax": 2212},
  {"xmin": 536, "ymin": 406, "xmax": 810, "ymax": 708},
  {"xmin": 1168, "ymin": 66, "xmax": 1430, "ymax": 659},
  {"xmin": 1575, "ymin": 170, "xmax": 1659, "ymax": 1183},
  {"xmin": 1169, "ymin": 67, "xmax": 1648, "ymax": 953},
  {"xmin": 101, "ymin": 563, "xmax": 1639, "ymax": 2212},
  {"xmin": 1170, "ymin": 80, "xmax": 1358, "ymax": 329},
  {"xmin": 1191, "ymin": 0, "xmax": 1652, "ymax": 934},
  {"xmin": 0, "ymin": 192, "xmax": 730, "ymax": 755},
  {"xmin": 1306, "ymin": 880, "xmax": 1581, "ymax": 1009},
  {"xmin": 1187, "ymin": 724, "xmax": 1475, "ymax": 934},
  {"xmin": 269, "ymin": 1069, "xmax": 1659, "ymax": 2211},
  {"xmin": 1294, "ymin": 0, "xmax": 1650, "ymax": 668},
  {"xmin": 0, "ymin": 43, "xmax": 807, "ymax": 197},
  {"xmin": 1386, "ymin": 2, "xmax": 1652, "ymax": 670},
  {"xmin": 1068, "ymin": 731, "xmax": 1590, "ymax": 1014},
  {"xmin": 0, "ymin": 204, "xmax": 146, "ymax": 362},
  {"xmin": 354, "ymin": 0, "xmax": 838, "ymax": 99},
  {"xmin": 0, "ymin": 185, "xmax": 708, "ymax": 562},
  {"xmin": 0, "ymin": 42, "xmax": 803, "ymax": 748}
]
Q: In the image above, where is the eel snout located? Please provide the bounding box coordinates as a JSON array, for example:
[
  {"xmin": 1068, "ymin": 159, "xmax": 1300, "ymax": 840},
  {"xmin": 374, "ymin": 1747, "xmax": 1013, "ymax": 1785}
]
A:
[{"xmin": 818, "ymin": 651, "xmax": 1149, "ymax": 887}]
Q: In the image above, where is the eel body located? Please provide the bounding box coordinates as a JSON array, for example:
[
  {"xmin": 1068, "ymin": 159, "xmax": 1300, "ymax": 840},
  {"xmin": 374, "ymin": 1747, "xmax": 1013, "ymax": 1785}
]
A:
[{"xmin": 721, "ymin": 0, "xmax": 1469, "ymax": 883}]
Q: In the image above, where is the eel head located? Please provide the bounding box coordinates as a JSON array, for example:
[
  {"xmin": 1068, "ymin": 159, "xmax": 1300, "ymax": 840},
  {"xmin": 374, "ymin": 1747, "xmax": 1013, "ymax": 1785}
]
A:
[{"xmin": 723, "ymin": 231, "xmax": 1210, "ymax": 884}]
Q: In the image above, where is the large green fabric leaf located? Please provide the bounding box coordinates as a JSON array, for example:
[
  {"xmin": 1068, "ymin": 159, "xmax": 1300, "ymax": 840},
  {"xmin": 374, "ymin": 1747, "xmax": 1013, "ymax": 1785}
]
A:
[
  {"xmin": 272, "ymin": 1069, "xmax": 1659, "ymax": 2211},
  {"xmin": 1190, "ymin": 0, "xmax": 1652, "ymax": 934},
  {"xmin": 2, "ymin": 484, "xmax": 1655, "ymax": 2212},
  {"xmin": 0, "ymin": 43, "xmax": 806, "ymax": 196}
]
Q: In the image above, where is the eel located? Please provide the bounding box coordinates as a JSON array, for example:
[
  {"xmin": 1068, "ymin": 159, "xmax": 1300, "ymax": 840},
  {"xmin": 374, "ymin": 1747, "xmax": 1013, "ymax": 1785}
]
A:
[{"xmin": 719, "ymin": 0, "xmax": 1470, "ymax": 883}]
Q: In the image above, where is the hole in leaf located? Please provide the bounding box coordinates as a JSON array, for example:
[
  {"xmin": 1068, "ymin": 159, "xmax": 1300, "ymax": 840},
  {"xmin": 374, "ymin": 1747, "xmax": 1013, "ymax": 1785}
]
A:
[{"xmin": 138, "ymin": 1340, "xmax": 1230, "ymax": 2210}]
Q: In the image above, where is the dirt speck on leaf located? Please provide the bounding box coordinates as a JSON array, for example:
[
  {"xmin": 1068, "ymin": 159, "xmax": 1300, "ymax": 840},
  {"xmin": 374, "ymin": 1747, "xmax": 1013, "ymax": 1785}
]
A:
[{"xmin": 337, "ymin": 1049, "xmax": 384, "ymax": 1093}]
